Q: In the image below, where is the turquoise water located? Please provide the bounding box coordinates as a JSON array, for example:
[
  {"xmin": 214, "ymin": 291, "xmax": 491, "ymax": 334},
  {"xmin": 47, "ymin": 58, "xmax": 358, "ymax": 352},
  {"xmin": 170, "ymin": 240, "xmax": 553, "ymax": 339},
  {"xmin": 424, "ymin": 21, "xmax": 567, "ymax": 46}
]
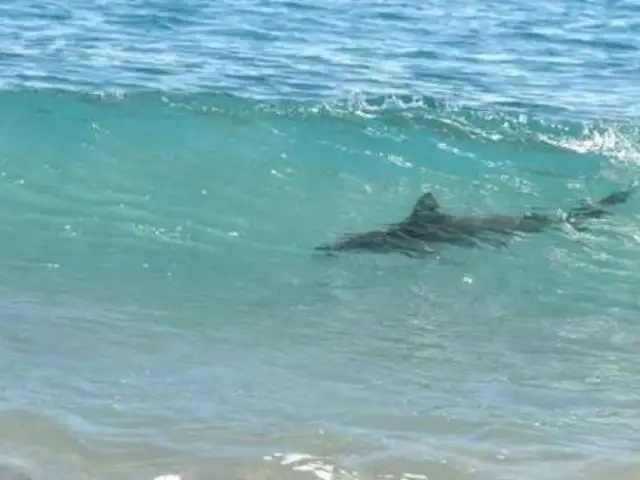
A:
[{"xmin": 1, "ymin": 1, "xmax": 640, "ymax": 480}]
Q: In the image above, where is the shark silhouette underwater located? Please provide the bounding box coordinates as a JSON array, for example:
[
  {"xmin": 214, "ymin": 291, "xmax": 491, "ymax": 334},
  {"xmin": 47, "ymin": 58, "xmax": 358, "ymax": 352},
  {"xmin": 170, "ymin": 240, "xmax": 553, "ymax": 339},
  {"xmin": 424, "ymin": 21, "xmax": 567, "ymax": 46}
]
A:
[{"xmin": 315, "ymin": 182, "xmax": 638, "ymax": 258}]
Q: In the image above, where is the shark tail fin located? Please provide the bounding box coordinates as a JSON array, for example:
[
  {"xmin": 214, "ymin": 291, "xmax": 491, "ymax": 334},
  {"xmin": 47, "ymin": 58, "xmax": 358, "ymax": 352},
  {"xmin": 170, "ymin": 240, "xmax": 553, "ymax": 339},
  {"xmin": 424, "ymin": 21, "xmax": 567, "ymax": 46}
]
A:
[
  {"xmin": 567, "ymin": 181, "xmax": 638, "ymax": 222},
  {"xmin": 595, "ymin": 180, "xmax": 639, "ymax": 208}
]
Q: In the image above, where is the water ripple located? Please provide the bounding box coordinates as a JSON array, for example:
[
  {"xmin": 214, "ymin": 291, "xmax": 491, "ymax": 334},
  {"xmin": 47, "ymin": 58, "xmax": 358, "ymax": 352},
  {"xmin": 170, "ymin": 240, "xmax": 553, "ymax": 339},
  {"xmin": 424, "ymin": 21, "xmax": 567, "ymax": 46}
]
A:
[{"xmin": 0, "ymin": 0, "xmax": 638, "ymax": 117}]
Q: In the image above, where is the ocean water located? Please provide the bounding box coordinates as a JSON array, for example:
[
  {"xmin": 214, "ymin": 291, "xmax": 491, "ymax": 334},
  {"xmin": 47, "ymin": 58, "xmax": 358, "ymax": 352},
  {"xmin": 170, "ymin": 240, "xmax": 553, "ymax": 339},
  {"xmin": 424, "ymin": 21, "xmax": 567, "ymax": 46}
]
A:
[{"xmin": 1, "ymin": 1, "xmax": 640, "ymax": 479}]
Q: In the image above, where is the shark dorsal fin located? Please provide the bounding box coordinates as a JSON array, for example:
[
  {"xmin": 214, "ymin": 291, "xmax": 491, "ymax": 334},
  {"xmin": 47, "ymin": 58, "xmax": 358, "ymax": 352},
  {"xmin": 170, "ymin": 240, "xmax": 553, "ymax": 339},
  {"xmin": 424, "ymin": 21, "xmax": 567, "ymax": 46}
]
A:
[{"xmin": 411, "ymin": 192, "xmax": 440, "ymax": 217}]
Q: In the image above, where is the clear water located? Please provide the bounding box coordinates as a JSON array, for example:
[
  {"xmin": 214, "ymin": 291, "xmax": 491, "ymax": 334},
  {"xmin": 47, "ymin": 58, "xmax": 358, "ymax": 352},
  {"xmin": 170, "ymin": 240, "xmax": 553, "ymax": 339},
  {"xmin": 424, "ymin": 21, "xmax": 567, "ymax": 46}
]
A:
[{"xmin": 0, "ymin": 1, "xmax": 639, "ymax": 480}]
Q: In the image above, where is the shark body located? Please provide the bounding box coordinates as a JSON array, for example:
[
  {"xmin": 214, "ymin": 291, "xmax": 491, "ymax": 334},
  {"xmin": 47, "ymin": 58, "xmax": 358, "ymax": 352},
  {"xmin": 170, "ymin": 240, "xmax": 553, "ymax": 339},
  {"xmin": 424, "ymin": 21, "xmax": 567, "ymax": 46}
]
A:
[{"xmin": 315, "ymin": 183, "xmax": 637, "ymax": 258}]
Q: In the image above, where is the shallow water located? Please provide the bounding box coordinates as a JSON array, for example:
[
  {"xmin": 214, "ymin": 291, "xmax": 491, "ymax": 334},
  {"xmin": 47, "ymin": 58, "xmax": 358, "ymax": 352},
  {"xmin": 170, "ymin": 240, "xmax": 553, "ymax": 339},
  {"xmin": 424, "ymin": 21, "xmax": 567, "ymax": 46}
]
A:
[{"xmin": 0, "ymin": 1, "xmax": 640, "ymax": 479}]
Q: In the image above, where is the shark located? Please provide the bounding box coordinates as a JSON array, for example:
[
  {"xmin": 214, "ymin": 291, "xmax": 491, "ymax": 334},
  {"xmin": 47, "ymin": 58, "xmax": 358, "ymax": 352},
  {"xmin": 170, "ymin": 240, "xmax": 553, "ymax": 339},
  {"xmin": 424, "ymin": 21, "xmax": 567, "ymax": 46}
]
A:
[{"xmin": 315, "ymin": 182, "xmax": 638, "ymax": 258}]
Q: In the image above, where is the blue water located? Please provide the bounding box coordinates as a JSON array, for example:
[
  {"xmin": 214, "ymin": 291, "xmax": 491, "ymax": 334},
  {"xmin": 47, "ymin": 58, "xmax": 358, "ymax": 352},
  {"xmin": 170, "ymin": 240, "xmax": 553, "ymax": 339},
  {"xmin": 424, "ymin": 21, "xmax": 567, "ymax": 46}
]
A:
[{"xmin": 1, "ymin": 1, "xmax": 640, "ymax": 480}]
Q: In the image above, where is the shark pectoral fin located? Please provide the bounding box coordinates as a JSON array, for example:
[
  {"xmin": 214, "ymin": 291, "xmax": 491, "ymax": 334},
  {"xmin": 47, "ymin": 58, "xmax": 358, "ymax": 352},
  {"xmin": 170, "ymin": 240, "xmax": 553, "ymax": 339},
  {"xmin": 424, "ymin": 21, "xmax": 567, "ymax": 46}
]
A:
[
  {"xmin": 434, "ymin": 256, "xmax": 465, "ymax": 267},
  {"xmin": 400, "ymin": 248, "xmax": 437, "ymax": 259},
  {"xmin": 568, "ymin": 223, "xmax": 591, "ymax": 233},
  {"xmin": 397, "ymin": 241, "xmax": 440, "ymax": 259},
  {"xmin": 486, "ymin": 236, "xmax": 510, "ymax": 248},
  {"xmin": 313, "ymin": 244, "xmax": 340, "ymax": 259},
  {"xmin": 314, "ymin": 243, "xmax": 333, "ymax": 252}
]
